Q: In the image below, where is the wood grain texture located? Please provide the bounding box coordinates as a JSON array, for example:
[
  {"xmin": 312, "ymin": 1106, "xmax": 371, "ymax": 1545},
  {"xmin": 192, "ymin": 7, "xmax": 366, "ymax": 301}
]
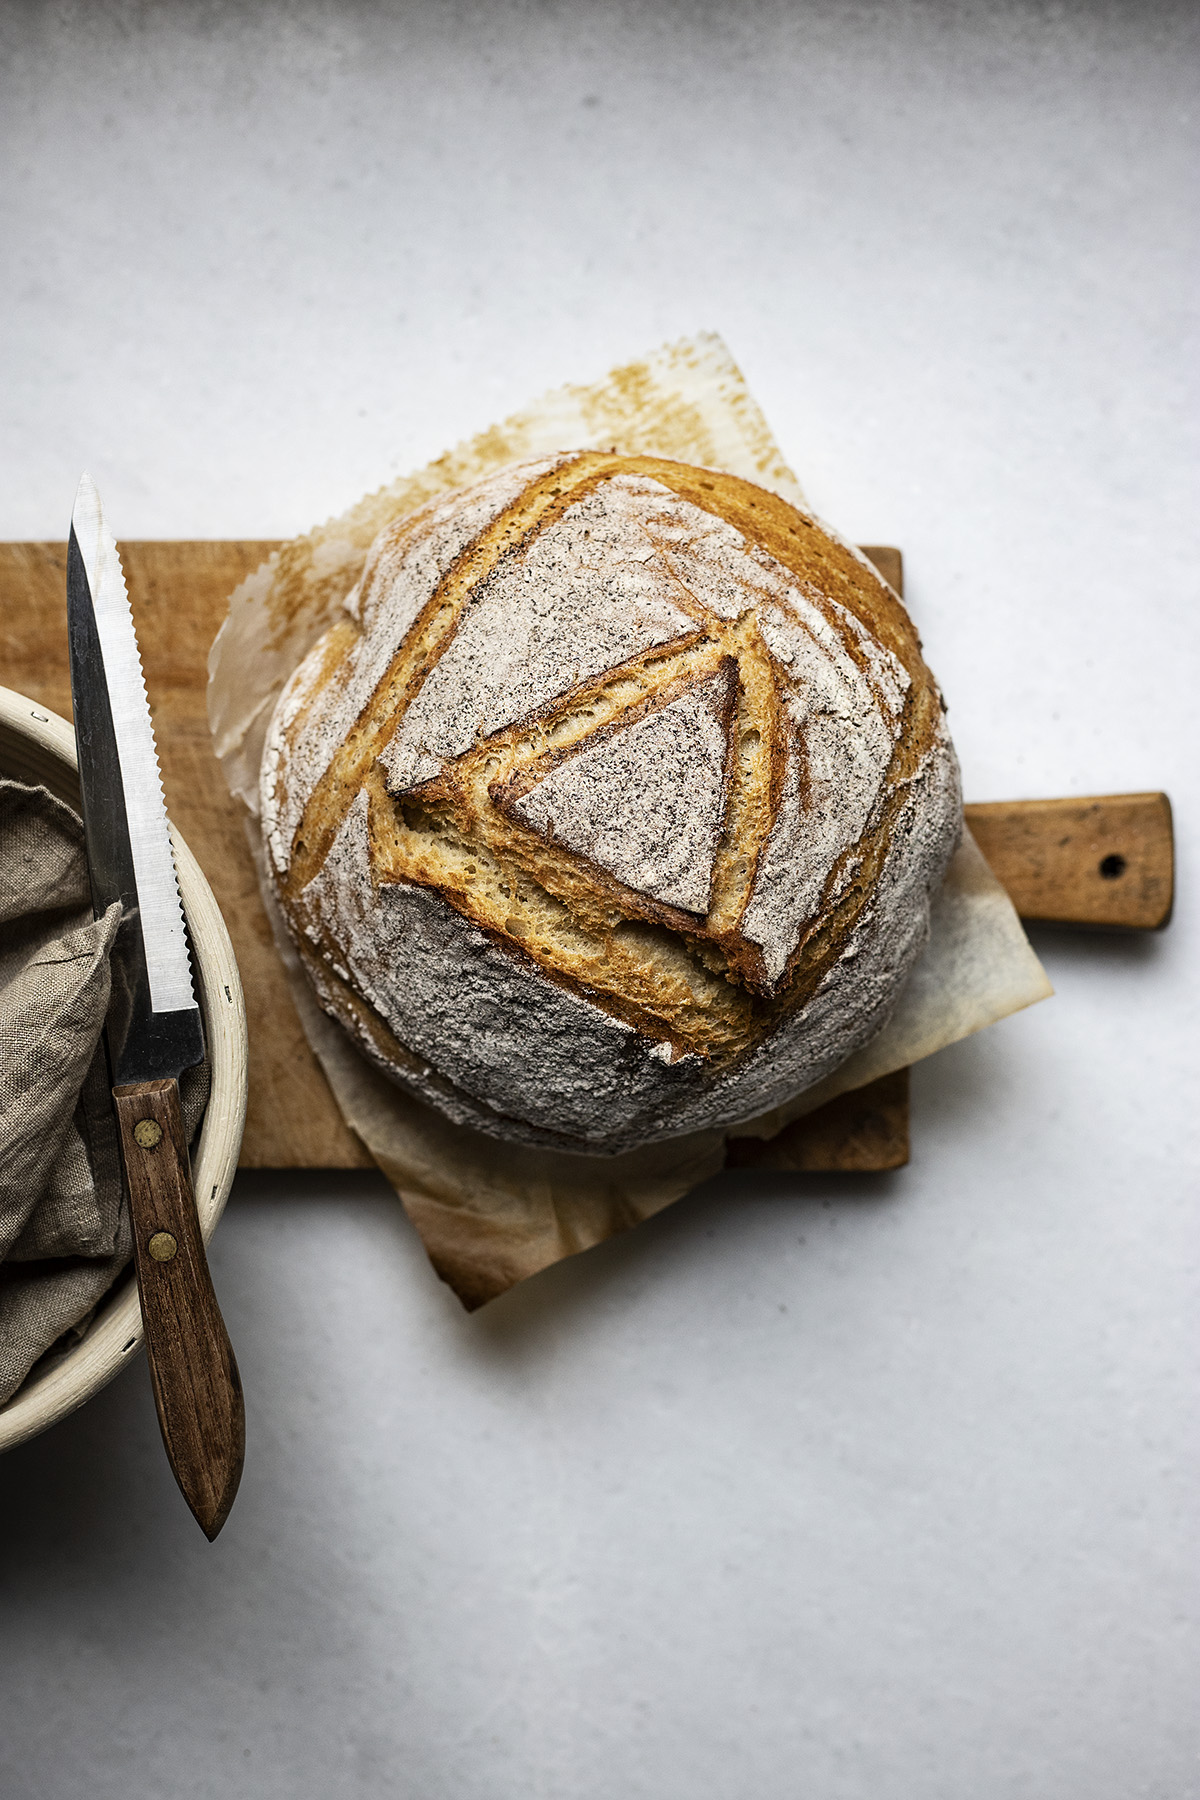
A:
[
  {"xmin": 725, "ymin": 1068, "xmax": 910, "ymax": 1172},
  {"xmin": 858, "ymin": 545, "xmax": 903, "ymax": 598},
  {"xmin": 114, "ymin": 1077, "xmax": 244, "ymax": 1539},
  {"xmin": 965, "ymin": 793, "xmax": 1174, "ymax": 929}
]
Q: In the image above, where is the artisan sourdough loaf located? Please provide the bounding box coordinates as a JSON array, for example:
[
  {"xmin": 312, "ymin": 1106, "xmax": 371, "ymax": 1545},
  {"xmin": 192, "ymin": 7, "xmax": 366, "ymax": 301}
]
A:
[{"xmin": 261, "ymin": 453, "xmax": 961, "ymax": 1153}]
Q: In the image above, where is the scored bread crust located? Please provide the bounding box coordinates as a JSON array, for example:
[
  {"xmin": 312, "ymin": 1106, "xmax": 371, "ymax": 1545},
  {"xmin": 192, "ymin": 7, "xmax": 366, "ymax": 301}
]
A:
[{"xmin": 261, "ymin": 452, "xmax": 961, "ymax": 1154}]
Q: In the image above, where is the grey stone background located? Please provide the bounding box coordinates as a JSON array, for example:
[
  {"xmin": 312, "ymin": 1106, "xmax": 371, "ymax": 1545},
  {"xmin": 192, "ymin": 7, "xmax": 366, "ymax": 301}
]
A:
[{"xmin": 1, "ymin": 3, "xmax": 1196, "ymax": 1795}]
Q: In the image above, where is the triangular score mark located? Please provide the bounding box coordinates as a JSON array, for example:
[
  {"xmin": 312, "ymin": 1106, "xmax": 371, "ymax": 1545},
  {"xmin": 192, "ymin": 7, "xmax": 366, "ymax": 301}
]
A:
[{"xmin": 500, "ymin": 661, "xmax": 738, "ymax": 916}]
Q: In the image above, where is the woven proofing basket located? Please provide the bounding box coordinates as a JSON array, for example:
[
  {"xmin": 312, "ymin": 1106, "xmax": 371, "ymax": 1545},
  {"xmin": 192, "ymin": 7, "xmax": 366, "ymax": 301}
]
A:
[{"xmin": 0, "ymin": 685, "xmax": 248, "ymax": 1452}]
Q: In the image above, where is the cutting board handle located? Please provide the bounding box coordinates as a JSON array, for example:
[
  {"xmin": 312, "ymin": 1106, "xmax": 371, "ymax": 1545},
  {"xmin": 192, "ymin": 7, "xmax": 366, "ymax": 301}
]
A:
[{"xmin": 965, "ymin": 792, "xmax": 1174, "ymax": 930}]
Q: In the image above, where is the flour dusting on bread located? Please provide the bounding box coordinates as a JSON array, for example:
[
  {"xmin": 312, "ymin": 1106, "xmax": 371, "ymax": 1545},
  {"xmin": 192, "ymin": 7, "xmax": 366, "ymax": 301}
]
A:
[{"xmin": 261, "ymin": 452, "xmax": 961, "ymax": 1153}]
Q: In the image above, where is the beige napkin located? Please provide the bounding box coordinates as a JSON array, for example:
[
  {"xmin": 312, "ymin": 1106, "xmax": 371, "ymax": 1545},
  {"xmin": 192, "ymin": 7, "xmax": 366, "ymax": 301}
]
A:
[
  {"xmin": 0, "ymin": 780, "xmax": 207, "ymax": 1404},
  {"xmin": 209, "ymin": 334, "xmax": 1051, "ymax": 1309}
]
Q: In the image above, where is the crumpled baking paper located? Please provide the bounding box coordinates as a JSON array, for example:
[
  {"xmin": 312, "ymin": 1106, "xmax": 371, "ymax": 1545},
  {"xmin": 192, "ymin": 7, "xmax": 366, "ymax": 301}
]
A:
[{"xmin": 209, "ymin": 332, "xmax": 1051, "ymax": 1307}]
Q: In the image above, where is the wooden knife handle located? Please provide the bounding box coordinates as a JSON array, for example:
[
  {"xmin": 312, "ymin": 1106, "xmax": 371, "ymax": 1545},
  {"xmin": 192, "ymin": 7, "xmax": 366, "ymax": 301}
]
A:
[{"xmin": 114, "ymin": 1078, "xmax": 245, "ymax": 1540}]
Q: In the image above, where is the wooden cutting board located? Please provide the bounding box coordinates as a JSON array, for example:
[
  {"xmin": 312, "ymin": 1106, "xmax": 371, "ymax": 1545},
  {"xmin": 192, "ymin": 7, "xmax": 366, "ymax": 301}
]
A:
[{"xmin": 0, "ymin": 541, "xmax": 1171, "ymax": 1173}]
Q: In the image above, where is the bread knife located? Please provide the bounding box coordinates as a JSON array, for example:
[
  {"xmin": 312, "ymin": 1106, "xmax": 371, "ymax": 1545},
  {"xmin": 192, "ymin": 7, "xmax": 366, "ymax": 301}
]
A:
[{"xmin": 66, "ymin": 474, "xmax": 244, "ymax": 1540}]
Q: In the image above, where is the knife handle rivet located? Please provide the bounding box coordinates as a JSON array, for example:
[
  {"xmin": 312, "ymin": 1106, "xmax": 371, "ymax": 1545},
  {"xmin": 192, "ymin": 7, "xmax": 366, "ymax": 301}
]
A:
[
  {"xmin": 133, "ymin": 1119, "xmax": 163, "ymax": 1149},
  {"xmin": 148, "ymin": 1231, "xmax": 178, "ymax": 1262}
]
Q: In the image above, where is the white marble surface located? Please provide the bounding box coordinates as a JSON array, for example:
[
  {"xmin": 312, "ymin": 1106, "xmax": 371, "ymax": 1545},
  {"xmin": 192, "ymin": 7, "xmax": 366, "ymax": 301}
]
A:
[{"xmin": 1, "ymin": 3, "xmax": 1197, "ymax": 1796}]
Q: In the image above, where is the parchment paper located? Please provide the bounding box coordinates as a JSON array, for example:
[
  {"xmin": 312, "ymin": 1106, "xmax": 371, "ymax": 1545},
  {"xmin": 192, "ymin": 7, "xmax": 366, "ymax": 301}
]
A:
[{"xmin": 208, "ymin": 333, "xmax": 1052, "ymax": 1307}]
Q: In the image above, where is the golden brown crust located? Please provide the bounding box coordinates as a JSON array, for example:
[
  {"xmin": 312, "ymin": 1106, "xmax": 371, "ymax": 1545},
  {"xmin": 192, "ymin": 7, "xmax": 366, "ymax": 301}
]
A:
[{"xmin": 263, "ymin": 453, "xmax": 958, "ymax": 1132}]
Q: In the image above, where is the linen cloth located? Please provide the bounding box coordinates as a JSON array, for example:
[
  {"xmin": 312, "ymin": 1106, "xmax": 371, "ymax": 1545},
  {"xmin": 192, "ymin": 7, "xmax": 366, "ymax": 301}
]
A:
[{"xmin": 0, "ymin": 780, "xmax": 207, "ymax": 1405}]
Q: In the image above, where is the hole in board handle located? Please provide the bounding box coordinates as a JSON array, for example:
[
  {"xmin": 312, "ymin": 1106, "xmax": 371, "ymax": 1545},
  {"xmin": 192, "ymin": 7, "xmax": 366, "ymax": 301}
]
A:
[{"xmin": 1099, "ymin": 853, "xmax": 1127, "ymax": 880}]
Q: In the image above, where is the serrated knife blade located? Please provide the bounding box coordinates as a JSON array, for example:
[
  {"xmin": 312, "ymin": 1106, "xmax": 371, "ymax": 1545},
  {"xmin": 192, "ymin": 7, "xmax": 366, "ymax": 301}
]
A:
[
  {"xmin": 71, "ymin": 473, "xmax": 194, "ymax": 1013},
  {"xmin": 67, "ymin": 473, "xmax": 204, "ymax": 1084},
  {"xmin": 66, "ymin": 475, "xmax": 243, "ymax": 1540}
]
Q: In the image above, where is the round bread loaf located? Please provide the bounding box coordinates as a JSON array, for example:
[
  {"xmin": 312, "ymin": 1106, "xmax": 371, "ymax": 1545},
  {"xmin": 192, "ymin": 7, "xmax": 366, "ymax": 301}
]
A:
[{"xmin": 261, "ymin": 452, "xmax": 961, "ymax": 1153}]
